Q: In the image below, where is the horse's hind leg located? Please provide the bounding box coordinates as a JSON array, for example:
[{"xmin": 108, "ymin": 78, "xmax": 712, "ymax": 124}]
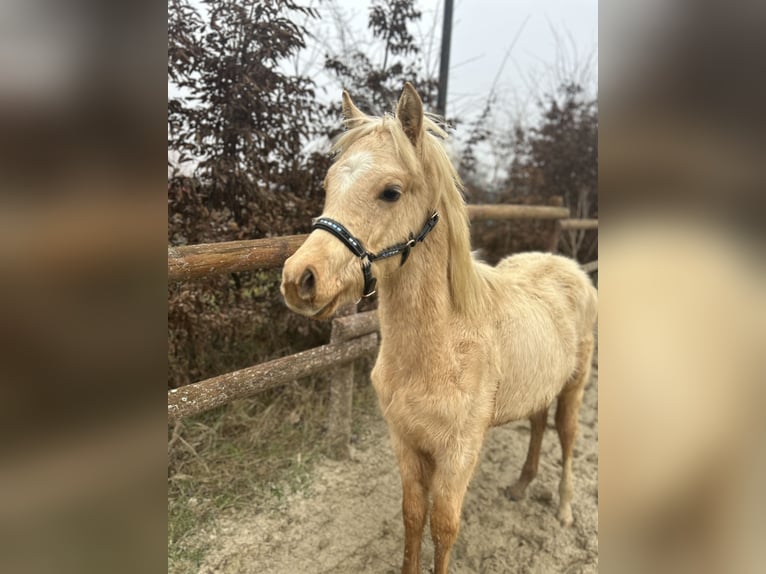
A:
[
  {"xmin": 506, "ymin": 406, "xmax": 549, "ymax": 500},
  {"xmin": 555, "ymin": 335, "xmax": 594, "ymax": 526}
]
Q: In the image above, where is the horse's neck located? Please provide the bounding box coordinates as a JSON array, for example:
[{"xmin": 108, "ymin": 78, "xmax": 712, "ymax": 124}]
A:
[{"xmin": 376, "ymin": 221, "xmax": 453, "ymax": 353}]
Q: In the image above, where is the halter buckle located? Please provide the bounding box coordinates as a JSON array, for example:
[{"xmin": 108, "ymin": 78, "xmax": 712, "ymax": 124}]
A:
[{"xmin": 361, "ymin": 257, "xmax": 377, "ymax": 297}]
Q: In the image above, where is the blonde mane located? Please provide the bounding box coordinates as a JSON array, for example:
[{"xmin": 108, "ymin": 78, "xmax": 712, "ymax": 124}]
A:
[{"xmin": 332, "ymin": 112, "xmax": 486, "ymax": 316}]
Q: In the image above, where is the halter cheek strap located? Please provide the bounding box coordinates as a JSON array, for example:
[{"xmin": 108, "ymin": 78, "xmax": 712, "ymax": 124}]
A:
[{"xmin": 312, "ymin": 211, "xmax": 439, "ymax": 298}]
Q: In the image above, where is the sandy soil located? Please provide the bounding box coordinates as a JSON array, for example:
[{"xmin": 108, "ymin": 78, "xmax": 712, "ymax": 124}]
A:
[{"xmin": 190, "ymin": 363, "xmax": 598, "ymax": 574}]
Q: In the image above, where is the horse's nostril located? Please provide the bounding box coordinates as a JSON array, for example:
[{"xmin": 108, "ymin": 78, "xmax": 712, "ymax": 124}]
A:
[{"xmin": 298, "ymin": 267, "xmax": 316, "ymax": 300}]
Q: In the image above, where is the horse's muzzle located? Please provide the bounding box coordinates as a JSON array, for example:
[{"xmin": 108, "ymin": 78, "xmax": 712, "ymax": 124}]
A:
[{"xmin": 281, "ymin": 258, "xmax": 316, "ymax": 314}]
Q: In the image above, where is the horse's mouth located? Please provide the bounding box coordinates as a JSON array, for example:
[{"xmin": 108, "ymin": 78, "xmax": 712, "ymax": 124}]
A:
[
  {"xmin": 282, "ymin": 289, "xmax": 341, "ymax": 321},
  {"xmin": 311, "ymin": 294, "xmax": 341, "ymax": 321}
]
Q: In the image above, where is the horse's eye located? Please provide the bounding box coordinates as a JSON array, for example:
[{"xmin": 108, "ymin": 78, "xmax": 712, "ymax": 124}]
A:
[{"xmin": 379, "ymin": 186, "xmax": 401, "ymax": 202}]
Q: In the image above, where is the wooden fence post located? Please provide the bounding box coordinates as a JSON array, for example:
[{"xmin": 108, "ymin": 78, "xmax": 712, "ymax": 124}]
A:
[
  {"xmin": 547, "ymin": 220, "xmax": 562, "ymax": 253},
  {"xmin": 547, "ymin": 195, "xmax": 568, "ymax": 253},
  {"xmin": 326, "ymin": 303, "xmax": 357, "ymax": 459},
  {"xmin": 546, "ymin": 196, "xmax": 564, "ymax": 253}
]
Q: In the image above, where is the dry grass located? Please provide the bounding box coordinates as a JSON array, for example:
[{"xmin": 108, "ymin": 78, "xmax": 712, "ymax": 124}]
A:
[{"xmin": 167, "ymin": 357, "xmax": 378, "ymax": 572}]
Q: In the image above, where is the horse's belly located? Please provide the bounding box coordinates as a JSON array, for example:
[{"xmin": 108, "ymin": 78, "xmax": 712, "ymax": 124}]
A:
[{"xmin": 490, "ymin": 346, "xmax": 575, "ymax": 424}]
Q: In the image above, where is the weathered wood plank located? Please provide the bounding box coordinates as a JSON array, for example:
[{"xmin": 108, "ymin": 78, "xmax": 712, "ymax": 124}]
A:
[
  {"xmin": 560, "ymin": 218, "xmax": 598, "ymax": 231},
  {"xmin": 168, "ymin": 234, "xmax": 308, "ymax": 282},
  {"xmin": 167, "ymin": 333, "xmax": 379, "ymax": 423},
  {"xmin": 329, "ymin": 310, "xmax": 380, "ymax": 343},
  {"xmin": 326, "ymin": 305, "xmax": 359, "ymax": 460},
  {"xmin": 167, "ymin": 206, "xmax": 580, "ymax": 282},
  {"xmin": 466, "ymin": 204, "xmax": 570, "ymax": 221},
  {"xmin": 582, "ymin": 260, "xmax": 598, "ymax": 273},
  {"xmin": 547, "ymin": 220, "xmax": 563, "ymax": 253}
]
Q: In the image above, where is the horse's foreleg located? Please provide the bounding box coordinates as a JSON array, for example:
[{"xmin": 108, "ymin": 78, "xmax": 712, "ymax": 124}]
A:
[
  {"xmin": 430, "ymin": 450, "xmax": 480, "ymax": 574},
  {"xmin": 555, "ymin": 335, "xmax": 594, "ymax": 526},
  {"xmin": 395, "ymin": 441, "xmax": 433, "ymax": 574},
  {"xmin": 507, "ymin": 406, "xmax": 549, "ymax": 500}
]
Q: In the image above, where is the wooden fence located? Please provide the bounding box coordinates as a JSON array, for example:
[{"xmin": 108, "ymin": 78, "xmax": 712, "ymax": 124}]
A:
[{"xmin": 167, "ymin": 204, "xmax": 597, "ymax": 458}]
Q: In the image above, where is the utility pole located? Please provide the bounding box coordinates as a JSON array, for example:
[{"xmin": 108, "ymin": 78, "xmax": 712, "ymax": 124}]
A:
[{"xmin": 436, "ymin": 0, "xmax": 454, "ymax": 117}]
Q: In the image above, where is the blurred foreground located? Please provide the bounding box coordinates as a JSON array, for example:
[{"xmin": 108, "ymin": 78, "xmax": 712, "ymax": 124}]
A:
[
  {"xmin": 599, "ymin": 1, "xmax": 766, "ymax": 572},
  {"xmin": 0, "ymin": 1, "xmax": 764, "ymax": 572}
]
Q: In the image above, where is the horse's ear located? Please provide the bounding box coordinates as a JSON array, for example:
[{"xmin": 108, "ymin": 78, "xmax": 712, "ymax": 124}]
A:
[
  {"xmin": 342, "ymin": 90, "xmax": 366, "ymax": 127},
  {"xmin": 396, "ymin": 82, "xmax": 424, "ymax": 147}
]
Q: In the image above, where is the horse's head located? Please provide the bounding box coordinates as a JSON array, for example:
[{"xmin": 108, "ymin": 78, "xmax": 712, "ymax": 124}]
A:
[{"xmin": 281, "ymin": 83, "xmax": 438, "ymax": 319}]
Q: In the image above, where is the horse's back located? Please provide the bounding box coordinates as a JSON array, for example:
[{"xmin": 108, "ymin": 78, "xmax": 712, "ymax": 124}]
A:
[{"xmin": 495, "ymin": 251, "xmax": 597, "ymax": 337}]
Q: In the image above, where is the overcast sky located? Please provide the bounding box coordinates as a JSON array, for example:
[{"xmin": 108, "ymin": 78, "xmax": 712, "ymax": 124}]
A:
[
  {"xmin": 170, "ymin": 0, "xmax": 597, "ymax": 127},
  {"xmin": 303, "ymin": 0, "xmax": 597, "ymax": 123}
]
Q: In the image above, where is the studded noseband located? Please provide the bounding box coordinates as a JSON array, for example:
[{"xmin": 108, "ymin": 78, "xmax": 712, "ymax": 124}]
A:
[{"xmin": 312, "ymin": 211, "xmax": 439, "ymax": 298}]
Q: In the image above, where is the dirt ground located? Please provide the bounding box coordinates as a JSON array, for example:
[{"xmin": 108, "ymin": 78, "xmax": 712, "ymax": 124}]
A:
[{"xmin": 186, "ymin": 360, "xmax": 598, "ymax": 574}]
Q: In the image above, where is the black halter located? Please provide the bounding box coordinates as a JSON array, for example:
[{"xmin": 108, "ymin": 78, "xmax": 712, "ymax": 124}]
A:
[{"xmin": 312, "ymin": 211, "xmax": 439, "ymax": 298}]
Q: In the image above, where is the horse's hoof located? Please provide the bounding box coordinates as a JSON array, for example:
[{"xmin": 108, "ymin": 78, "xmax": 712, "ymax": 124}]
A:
[
  {"xmin": 504, "ymin": 483, "xmax": 526, "ymax": 501},
  {"xmin": 558, "ymin": 506, "xmax": 573, "ymax": 527}
]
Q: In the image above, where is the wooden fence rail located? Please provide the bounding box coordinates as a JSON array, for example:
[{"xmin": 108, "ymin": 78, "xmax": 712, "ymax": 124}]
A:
[
  {"xmin": 168, "ymin": 203, "xmax": 597, "ymax": 456},
  {"xmin": 167, "ymin": 205, "xmax": 577, "ymax": 282},
  {"xmin": 582, "ymin": 260, "xmax": 598, "ymax": 273},
  {"xmin": 560, "ymin": 218, "xmax": 598, "ymax": 231},
  {"xmin": 466, "ymin": 204, "xmax": 569, "ymax": 221},
  {"xmin": 168, "ymin": 234, "xmax": 308, "ymax": 282},
  {"xmin": 168, "ymin": 326, "xmax": 378, "ymax": 423}
]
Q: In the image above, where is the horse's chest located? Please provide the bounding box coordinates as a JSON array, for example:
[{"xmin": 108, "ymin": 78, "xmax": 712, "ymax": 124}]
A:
[
  {"xmin": 381, "ymin": 390, "xmax": 457, "ymax": 450},
  {"xmin": 371, "ymin": 363, "xmax": 485, "ymax": 451}
]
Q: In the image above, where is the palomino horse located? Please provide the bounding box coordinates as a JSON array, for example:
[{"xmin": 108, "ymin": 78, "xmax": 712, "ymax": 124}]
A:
[{"xmin": 281, "ymin": 83, "xmax": 598, "ymax": 574}]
